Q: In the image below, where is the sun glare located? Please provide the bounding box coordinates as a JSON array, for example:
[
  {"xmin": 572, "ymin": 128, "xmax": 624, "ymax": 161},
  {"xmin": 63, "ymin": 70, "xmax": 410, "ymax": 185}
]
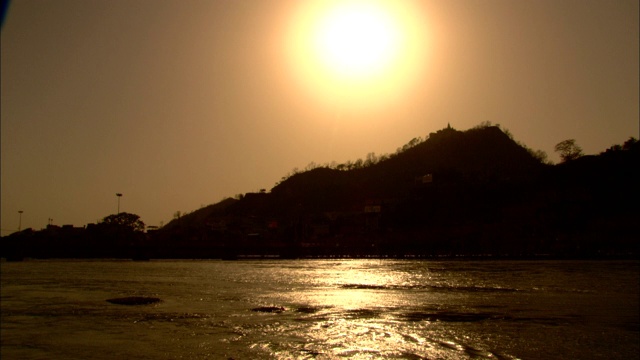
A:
[
  {"xmin": 285, "ymin": 0, "xmax": 429, "ymax": 111},
  {"xmin": 313, "ymin": 2, "xmax": 400, "ymax": 79}
]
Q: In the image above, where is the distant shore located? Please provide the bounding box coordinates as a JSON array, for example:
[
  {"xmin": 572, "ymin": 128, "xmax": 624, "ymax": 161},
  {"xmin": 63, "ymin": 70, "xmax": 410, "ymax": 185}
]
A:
[{"xmin": 3, "ymin": 253, "xmax": 637, "ymax": 262}]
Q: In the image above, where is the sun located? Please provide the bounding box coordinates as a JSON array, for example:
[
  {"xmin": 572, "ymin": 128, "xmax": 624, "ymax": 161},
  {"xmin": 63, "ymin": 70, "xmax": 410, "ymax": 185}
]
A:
[
  {"xmin": 285, "ymin": 0, "xmax": 429, "ymax": 111},
  {"xmin": 313, "ymin": 1, "xmax": 400, "ymax": 80}
]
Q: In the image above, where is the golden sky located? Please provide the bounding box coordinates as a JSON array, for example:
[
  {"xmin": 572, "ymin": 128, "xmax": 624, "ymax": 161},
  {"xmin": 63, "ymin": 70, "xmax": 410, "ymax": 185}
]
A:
[{"xmin": 1, "ymin": 0, "xmax": 638, "ymax": 232}]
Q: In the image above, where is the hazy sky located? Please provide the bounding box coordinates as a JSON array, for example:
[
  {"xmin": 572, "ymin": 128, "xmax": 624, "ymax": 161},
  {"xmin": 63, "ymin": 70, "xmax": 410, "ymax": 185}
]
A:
[{"xmin": 2, "ymin": 0, "xmax": 638, "ymax": 234}]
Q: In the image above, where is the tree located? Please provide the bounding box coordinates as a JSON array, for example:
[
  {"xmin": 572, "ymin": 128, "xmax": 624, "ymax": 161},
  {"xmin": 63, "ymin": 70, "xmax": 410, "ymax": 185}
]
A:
[
  {"xmin": 364, "ymin": 152, "xmax": 378, "ymax": 167},
  {"xmin": 527, "ymin": 148, "xmax": 551, "ymax": 164},
  {"xmin": 602, "ymin": 137, "xmax": 637, "ymax": 154},
  {"xmin": 622, "ymin": 137, "xmax": 638, "ymax": 151},
  {"xmin": 101, "ymin": 212, "xmax": 145, "ymax": 232},
  {"xmin": 554, "ymin": 139, "xmax": 583, "ymax": 162}
]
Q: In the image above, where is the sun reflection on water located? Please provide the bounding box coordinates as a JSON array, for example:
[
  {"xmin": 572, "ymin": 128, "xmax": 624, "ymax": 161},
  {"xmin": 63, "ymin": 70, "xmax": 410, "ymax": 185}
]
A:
[
  {"xmin": 297, "ymin": 260, "xmax": 421, "ymax": 310},
  {"xmin": 248, "ymin": 260, "xmax": 526, "ymax": 359}
]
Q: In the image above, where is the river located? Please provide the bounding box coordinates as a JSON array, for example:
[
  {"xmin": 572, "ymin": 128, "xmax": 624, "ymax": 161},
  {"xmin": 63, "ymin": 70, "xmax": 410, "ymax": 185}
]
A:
[{"xmin": 1, "ymin": 259, "xmax": 638, "ymax": 359}]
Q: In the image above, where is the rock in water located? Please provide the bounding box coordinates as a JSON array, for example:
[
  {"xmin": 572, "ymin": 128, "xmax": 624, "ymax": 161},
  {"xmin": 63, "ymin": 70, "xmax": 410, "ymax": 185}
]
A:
[
  {"xmin": 106, "ymin": 296, "xmax": 162, "ymax": 305},
  {"xmin": 251, "ymin": 306, "xmax": 286, "ymax": 313}
]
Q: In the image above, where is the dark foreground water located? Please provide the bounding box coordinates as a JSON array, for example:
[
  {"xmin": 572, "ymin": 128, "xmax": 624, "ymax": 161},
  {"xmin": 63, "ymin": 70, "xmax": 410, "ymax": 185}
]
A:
[{"xmin": 1, "ymin": 259, "xmax": 638, "ymax": 359}]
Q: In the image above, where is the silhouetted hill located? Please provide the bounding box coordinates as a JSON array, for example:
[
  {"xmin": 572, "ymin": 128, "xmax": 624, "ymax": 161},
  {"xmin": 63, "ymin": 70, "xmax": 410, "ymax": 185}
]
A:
[
  {"xmin": 171, "ymin": 126, "xmax": 543, "ymax": 223},
  {"xmin": 161, "ymin": 197, "xmax": 238, "ymax": 232},
  {"xmin": 4, "ymin": 125, "xmax": 637, "ymax": 259},
  {"xmin": 269, "ymin": 126, "xmax": 545, "ymax": 213},
  {"xmin": 148, "ymin": 125, "xmax": 635, "ymax": 259}
]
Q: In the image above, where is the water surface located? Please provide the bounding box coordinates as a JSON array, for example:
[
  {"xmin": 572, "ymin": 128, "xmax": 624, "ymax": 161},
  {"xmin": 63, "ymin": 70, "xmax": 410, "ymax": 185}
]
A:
[{"xmin": 1, "ymin": 259, "xmax": 638, "ymax": 359}]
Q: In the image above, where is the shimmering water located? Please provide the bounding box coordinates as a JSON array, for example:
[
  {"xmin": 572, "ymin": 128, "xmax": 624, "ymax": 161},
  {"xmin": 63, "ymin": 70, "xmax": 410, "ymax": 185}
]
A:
[{"xmin": 1, "ymin": 259, "xmax": 638, "ymax": 359}]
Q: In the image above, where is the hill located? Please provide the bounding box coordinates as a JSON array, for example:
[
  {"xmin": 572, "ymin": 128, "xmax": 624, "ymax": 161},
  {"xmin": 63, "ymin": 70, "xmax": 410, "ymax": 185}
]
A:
[
  {"xmin": 4, "ymin": 125, "xmax": 636, "ymax": 259},
  {"xmin": 153, "ymin": 125, "xmax": 637, "ymax": 258},
  {"xmin": 267, "ymin": 125, "xmax": 545, "ymax": 214}
]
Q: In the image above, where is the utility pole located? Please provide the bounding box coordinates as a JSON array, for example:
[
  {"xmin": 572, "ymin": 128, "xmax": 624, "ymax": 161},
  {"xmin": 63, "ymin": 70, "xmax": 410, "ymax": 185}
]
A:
[
  {"xmin": 116, "ymin": 193, "xmax": 123, "ymax": 214},
  {"xmin": 18, "ymin": 210, "xmax": 23, "ymax": 231}
]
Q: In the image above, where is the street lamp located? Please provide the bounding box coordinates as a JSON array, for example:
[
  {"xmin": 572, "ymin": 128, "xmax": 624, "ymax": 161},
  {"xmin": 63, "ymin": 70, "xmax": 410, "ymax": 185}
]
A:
[
  {"xmin": 18, "ymin": 210, "xmax": 23, "ymax": 231},
  {"xmin": 116, "ymin": 193, "xmax": 123, "ymax": 214}
]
